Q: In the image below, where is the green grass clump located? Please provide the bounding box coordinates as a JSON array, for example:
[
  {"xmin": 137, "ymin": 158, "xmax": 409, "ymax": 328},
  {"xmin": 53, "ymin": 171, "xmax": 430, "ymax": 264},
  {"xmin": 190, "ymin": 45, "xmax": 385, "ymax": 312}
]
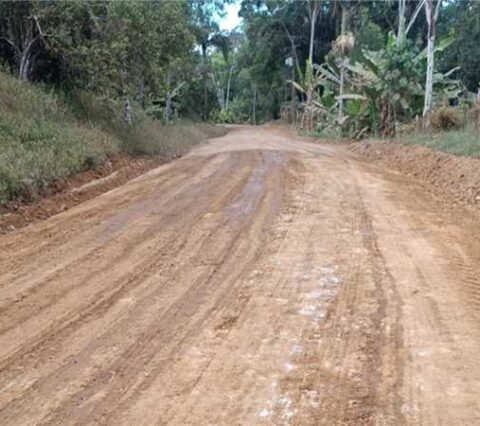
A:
[
  {"xmin": 399, "ymin": 127, "xmax": 480, "ymax": 158},
  {"xmin": 0, "ymin": 73, "xmax": 119, "ymax": 203}
]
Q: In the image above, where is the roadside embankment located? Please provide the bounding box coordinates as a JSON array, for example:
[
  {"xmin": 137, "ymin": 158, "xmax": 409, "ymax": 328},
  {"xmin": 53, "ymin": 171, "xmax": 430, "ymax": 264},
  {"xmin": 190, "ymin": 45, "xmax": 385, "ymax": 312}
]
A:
[
  {"xmin": 350, "ymin": 140, "xmax": 480, "ymax": 208},
  {"xmin": 0, "ymin": 71, "xmax": 226, "ymax": 232}
]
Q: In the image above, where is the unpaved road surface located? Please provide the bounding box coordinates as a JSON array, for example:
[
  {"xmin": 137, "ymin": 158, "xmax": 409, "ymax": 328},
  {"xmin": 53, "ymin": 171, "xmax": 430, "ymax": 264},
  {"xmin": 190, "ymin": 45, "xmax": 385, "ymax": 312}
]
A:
[{"xmin": 1, "ymin": 126, "xmax": 480, "ymax": 425}]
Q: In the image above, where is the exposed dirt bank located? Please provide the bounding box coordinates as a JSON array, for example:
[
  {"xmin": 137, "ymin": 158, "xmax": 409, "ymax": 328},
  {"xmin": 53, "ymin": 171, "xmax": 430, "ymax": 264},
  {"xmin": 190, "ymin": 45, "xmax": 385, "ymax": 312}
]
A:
[
  {"xmin": 0, "ymin": 155, "xmax": 163, "ymax": 233},
  {"xmin": 1, "ymin": 126, "xmax": 480, "ymax": 424},
  {"xmin": 350, "ymin": 140, "xmax": 480, "ymax": 210}
]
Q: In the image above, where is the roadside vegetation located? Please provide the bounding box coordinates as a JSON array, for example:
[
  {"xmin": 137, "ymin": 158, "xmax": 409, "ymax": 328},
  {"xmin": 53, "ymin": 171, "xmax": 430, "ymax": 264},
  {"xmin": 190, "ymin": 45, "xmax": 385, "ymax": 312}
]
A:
[
  {"xmin": 0, "ymin": 1, "xmax": 229, "ymax": 204},
  {"xmin": 0, "ymin": 71, "xmax": 225, "ymax": 204},
  {"xmin": 0, "ymin": 72, "xmax": 119, "ymax": 203},
  {"xmin": 399, "ymin": 128, "xmax": 480, "ymax": 158},
  {"xmin": 0, "ymin": 0, "xmax": 479, "ymax": 203},
  {"xmin": 218, "ymin": 1, "xmax": 479, "ymax": 160},
  {"xmin": 121, "ymin": 119, "xmax": 226, "ymax": 158}
]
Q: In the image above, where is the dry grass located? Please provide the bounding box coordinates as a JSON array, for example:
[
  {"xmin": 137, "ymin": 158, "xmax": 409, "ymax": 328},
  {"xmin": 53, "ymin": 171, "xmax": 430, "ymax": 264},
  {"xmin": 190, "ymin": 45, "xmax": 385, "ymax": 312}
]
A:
[{"xmin": 122, "ymin": 119, "xmax": 227, "ymax": 158}]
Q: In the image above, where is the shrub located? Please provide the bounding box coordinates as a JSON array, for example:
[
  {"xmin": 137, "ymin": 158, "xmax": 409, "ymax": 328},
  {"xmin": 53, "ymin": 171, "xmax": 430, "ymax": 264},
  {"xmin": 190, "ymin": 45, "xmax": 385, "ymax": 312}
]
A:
[
  {"xmin": 430, "ymin": 107, "xmax": 464, "ymax": 131},
  {"xmin": 469, "ymin": 103, "xmax": 480, "ymax": 130},
  {"xmin": 212, "ymin": 108, "xmax": 249, "ymax": 124}
]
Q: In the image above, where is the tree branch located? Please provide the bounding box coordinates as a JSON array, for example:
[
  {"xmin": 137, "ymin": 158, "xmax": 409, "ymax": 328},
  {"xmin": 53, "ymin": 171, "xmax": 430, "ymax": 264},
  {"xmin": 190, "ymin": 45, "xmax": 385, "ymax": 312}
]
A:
[
  {"xmin": 406, "ymin": 0, "xmax": 426, "ymax": 36},
  {"xmin": 434, "ymin": 0, "xmax": 443, "ymax": 21},
  {"xmin": 0, "ymin": 36, "xmax": 19, "ymax": 53},
  {"xmin": 32, "ymin": 15, "xmax": 45, "ymax": 38}
]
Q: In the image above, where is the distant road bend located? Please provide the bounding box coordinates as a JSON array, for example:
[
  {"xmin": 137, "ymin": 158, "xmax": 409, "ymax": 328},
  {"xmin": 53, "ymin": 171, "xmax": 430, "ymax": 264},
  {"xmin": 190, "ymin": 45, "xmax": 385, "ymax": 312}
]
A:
[{"xmin": 1, "ymin": 125, "xmax": 480, "ymax": 425}]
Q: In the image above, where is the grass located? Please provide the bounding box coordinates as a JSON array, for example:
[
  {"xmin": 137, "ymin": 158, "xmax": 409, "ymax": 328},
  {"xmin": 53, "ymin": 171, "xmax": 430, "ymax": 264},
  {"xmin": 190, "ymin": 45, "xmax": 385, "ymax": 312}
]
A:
[
  {"xmin": 0, "ymin": 73, "xmax": 119, "ymax": 203},
  {"xmin": 398, "ymin": 127, "xmax": 480, "ymax": 158},
  {"xmin": 0, "ymin": 72, "xmax": 226, "ymax": 204}
]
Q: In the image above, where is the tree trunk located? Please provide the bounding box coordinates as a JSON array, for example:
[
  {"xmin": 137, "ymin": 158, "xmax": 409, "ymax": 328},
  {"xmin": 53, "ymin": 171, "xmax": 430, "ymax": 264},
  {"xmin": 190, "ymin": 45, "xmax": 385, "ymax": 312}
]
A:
[
  {"xmin": 202, "ymin": 43, "xmax": 208, "ymax": 121},
  {"xmin": 165, "ymin": 71, "xmax": 172, "ymax": 123},
  {"xmin": 280, "ymin": 23, "xmax": 298, "ymax": 124},
  {"xmin": 120, "ymin": 65, "xmax": 132, "ymax": 125},
  {"xmin": 211, "ymin": 71, "xmax": 225, "ymax": 112},
  {"xmin": 165, "ymin": 94, "xmax": 172, "ymax": 123},
  {"xmin": 397, "ymin": 0, "xmax": 406, "ymax": 47},
  {"xmin": 17, "ymin": 15, "xmax": 45, "ymax": 81},
  {"xmin": 338, "ymin": 64, "xmax": 346, "ymax": 124},
  {"xmin": 290, "ymin": 48, "xmax": 296, "ymax": 124},
  {"xmin": 252, "ymin": 85, "xmax": 257, "ymax": 125},
  {"xmin": 338, "ymin": 6, "xmax": 348, "ymax": 124},
  {"xmin": 138, "ymin": 81, "xmax": 145, "ymax": 109},
  {"xmin": 406, "ymin": 0, "xmax": 426, "ymax": 39},
  {"xmin": 423, "ymin": 0, "xmax": 442, "ymax": 120},
  {"xmin": 225, "ymin": 65, "xmax": 234, "ymax": 111},
  {"xmin": 423, "ymin": 36, "xmax": 435, "ymax": 117},
  {"xmin": 308, "ymin": 1, "xmax": 320, "ymax": 63},
  {"xmin": 308, "ymin": 11, "xmax": 315, "ymax": 62},
  {"xmin": 123, "ymin": 97, "xmax": 132, "ymax": 125},
  {"xmin": 19, "ymin": 52, "xmax": 31, "ymax": 81},
  {"xmin": 18, "ymin": 38, "xmax": 37, "ymax": 81}
]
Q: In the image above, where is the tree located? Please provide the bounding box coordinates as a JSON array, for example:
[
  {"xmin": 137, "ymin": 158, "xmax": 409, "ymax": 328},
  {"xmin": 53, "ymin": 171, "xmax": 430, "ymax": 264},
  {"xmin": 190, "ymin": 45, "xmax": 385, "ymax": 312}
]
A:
[
  {"xmin": 191, "ymin": 0, "xmax": 230, "ymax": 120},
  {"xmin": 307, "ymin": 0, "xmax": 322, "ymax": 63},
  {"xmin": 334, "ymin": 2, "xmax": 354, "ymax": 124},
  {"xmin": 423, "ymin": 0, "xmax": 442, "ymax": 119},
  {"xmin": 397, "ymin": 0, "xmax": 425, "ymax": 48},
  {"xmin": 438, "ymin": 0, "xmax": 480, "ymax": 92},
  {"xmin": 0, "ymin": 1, "xmax": 49, "ymax": 81}
]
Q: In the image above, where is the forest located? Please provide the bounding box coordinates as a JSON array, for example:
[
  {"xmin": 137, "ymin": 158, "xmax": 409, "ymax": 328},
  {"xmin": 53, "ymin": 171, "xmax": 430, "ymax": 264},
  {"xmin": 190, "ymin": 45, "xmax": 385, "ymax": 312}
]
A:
[{"xmin": 0, "ymin": 0, "xmax": 479, "ymax": 202}]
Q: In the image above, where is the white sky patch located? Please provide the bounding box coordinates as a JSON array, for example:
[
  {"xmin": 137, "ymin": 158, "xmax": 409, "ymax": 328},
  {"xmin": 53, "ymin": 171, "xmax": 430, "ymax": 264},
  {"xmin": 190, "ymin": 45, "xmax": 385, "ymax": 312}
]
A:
[{"xmin": 219, "ymin": 2, "xmax": 242, "ymax": 31}]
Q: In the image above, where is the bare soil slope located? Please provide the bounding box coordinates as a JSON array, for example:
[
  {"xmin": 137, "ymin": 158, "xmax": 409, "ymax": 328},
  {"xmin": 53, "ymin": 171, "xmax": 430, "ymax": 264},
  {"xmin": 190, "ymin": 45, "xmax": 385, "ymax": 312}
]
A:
[
  {"xmin": 0, "ymin": 155, "xmax": 162, "ymax": 233},
  {"xmin": 351, "ymin": 140, "xmax": 480, "ymax": 208},
  {"xmin": 1, "ymin": 126, "xmax": 480, "ymax": 425}
]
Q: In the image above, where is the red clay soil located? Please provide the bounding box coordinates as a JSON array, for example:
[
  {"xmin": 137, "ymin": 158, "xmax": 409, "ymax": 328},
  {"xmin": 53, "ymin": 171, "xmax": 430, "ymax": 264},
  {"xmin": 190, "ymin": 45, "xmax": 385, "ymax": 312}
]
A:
[
  {"xmin": 2, "ymin": 126, "xmax": 480, "ymax": 424},
  {"xmin": 350, "ymin": 140, "xmax": 480, "ymax": 209},
  {"xmin": 0, "ymin": 155, "xmax": 163, "ymax": 233}
]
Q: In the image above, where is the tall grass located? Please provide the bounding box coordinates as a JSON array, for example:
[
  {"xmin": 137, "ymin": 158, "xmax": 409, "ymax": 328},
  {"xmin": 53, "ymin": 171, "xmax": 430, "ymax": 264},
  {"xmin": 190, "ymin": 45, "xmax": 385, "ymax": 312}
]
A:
[
  {"xmin": 0, "ymin": 73, "xmax": 119, "ymax": 203},
  {"xmin": 69, "ymin": 91, "xmax": 227, "ymax": 159},
  {"xmin": 122, "ymin": 119, "xmax": 227, "ymax": 158},
  {"xmin": 0, "ymin": 72, "xmax": 226, "ymax": 204},
  {"xmin": 398, "ymin": 127, "xmax": 480, "ymax": 158}
]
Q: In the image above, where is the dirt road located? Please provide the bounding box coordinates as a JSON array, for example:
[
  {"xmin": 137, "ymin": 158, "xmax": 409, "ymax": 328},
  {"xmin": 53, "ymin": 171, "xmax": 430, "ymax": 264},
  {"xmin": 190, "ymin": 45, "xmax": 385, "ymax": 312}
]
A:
[{"xmin": 1, "ymin": 126, "xmax": 480, "ymax": 425}]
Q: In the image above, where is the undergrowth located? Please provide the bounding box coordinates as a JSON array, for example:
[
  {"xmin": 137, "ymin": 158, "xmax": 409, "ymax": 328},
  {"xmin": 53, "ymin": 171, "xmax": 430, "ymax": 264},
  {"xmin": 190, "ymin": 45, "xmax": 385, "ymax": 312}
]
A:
[
  {"xmin": 398, "ymin": 127, "xmax": 480, "ymax": 158},
  {"xmin": 122, "ymin": 119, "xmax": 226, "ymax": 158},
  {"xmin": 0, "ymin": 73, "xmax": 119, "ymax": 203},
  {"xmin": 0, "ymin": 72, "xmax": 226, "ymax": 204}
]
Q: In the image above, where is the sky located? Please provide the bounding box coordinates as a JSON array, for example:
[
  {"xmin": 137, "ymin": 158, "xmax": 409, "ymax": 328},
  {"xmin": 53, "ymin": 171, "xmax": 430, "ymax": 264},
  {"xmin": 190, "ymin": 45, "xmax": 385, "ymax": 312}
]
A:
[{"xmin": 219, "ymin": 2, "xmax": 242, "ymax": 31}]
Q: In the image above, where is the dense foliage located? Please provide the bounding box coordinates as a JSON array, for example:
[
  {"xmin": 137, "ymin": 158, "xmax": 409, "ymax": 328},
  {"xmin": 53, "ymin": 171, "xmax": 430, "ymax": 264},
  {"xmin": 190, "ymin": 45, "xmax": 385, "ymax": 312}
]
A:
[
  {"xmin": 0, "ymin": 0, "xmax": 478, "ymax": 130},
  {"xmin": 231, "ymin": 0, "xmax": 478, "ymax": 133},
  {"xmin": 0, "ymin": 0, "xmax": 229, "ymax": 123}
]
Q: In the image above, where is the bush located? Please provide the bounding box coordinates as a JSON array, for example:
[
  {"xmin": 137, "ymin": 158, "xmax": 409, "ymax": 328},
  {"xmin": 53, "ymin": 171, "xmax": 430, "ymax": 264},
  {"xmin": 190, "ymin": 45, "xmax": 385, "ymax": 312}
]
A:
[
  {"xmin": 430, "ymin": 107, "xmax": 464, "ymax": 131},
  {"xmin": 469, "ymin": 103, "xmax": 480, "ymax": 130},
  {"xmin": 212, "ymin": 107, "xmax": 249, "ymax": 124}
]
